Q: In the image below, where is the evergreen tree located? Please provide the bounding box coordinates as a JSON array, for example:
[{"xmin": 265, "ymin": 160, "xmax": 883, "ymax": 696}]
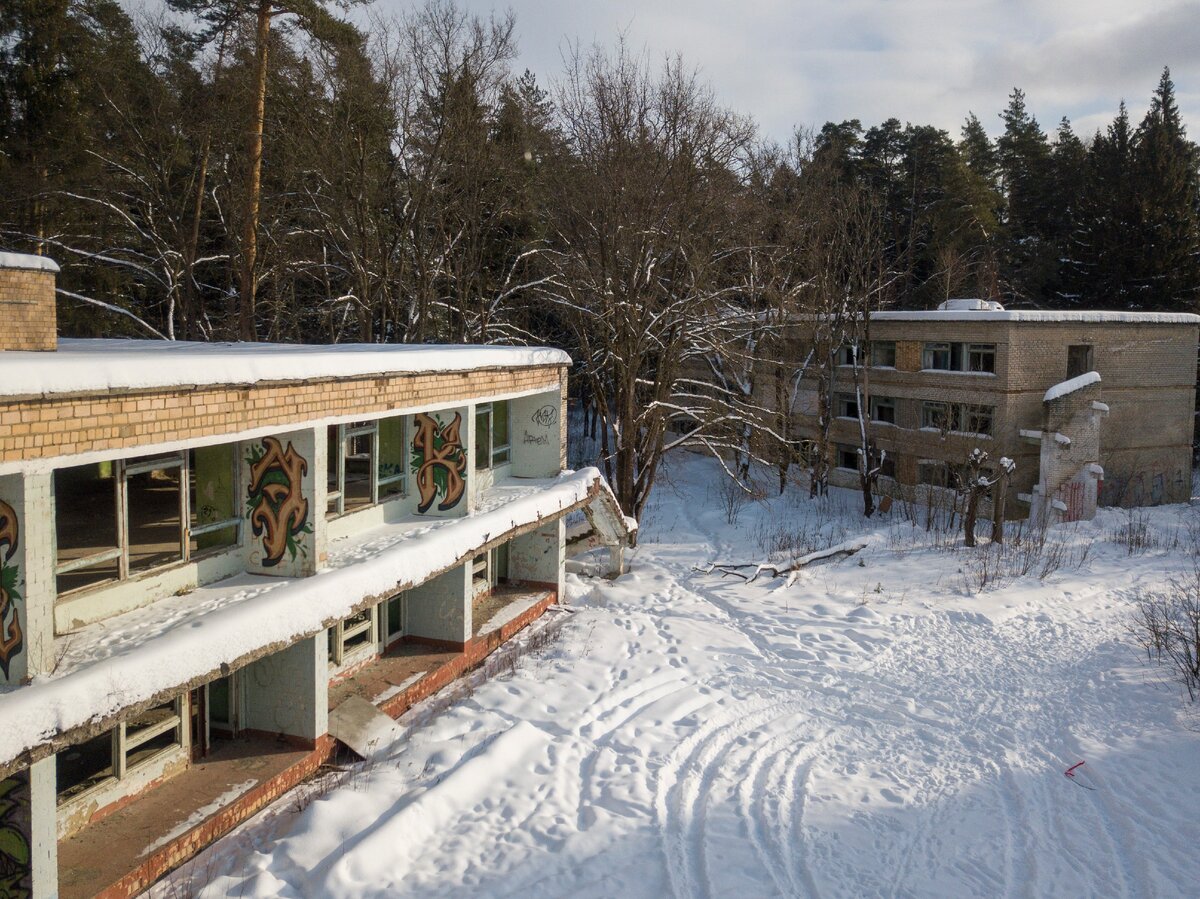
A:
[
  {"xmin": 996, "ymin": 88, "xmax": 1057, "ymax": 303},
  {"xmin": 1130, "ymin": 67, "xmax": 1200, "ymax": 309},
  {"xmin": 1049, "ymin": 118, "xmax": 1088, "ymax": 304}
]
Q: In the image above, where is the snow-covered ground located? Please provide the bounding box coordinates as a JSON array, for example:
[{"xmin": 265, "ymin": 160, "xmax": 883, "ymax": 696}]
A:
[{"xmin": 153, "ymin": 455, "xmax": 1200, "ymax": 898}]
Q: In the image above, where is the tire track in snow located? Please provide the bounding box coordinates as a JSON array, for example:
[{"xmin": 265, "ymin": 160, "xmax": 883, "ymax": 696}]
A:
[{"xmin": 655, "ymin": 700, "xmax": 803, "ymax": 899}]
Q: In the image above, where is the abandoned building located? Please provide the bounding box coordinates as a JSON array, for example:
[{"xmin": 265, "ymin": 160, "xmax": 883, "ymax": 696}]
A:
[
  {"xmin": 0, "ymin": 252, "xmax": 632, "ymax": 898},
  {"xmin": 802, "ymin": 299, "xmax": 1200, "ymax": 520}
]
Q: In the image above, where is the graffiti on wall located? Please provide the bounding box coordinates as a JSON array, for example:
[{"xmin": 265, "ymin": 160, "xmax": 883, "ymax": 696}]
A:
[
  {"xmin": 246, "ymin": 438, "xmax": 311, "ymax": 567},
  {"xmin": 0, "ymin": 773, "xmax": 31, "ymax": 897},
  {"xmin": 0, "ymin": 501, "xmax": 22, "ymax": 680},
  {"xmin": 411, "ymin": 412, "xmax": 467, "ymax": 513}
]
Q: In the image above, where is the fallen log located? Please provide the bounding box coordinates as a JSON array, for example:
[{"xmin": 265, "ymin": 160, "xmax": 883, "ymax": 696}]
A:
[{"xmin": 693, "ymin": 538, "xmax": 870, "ymax": 583}]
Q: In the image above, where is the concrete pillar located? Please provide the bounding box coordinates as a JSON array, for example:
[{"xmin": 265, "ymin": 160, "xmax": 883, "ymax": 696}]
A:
[
  {"xmin": 510, "ymin": 390, "xmax": 564, "ymax": 478},
  {"xmin": 509, "ymin": 519, "xmax": 565, "ymax": 595},
  {"xmin": 241, "ymin": 427, "xmax": 318, "ymax": 577},
  {"xmin": 0, "ymin": 757, "xmax": 58, "ymax": 898},
  {"xmin": 0, "ymin": 471, "xmax": 52, "ymax": 685},
  {"xmin": 405, "ymin": 564, "xmax": 471, "ymax": 648},
  {"xmin": 241, "ymin": 635, "xmax": 328, "ymax": 745}
]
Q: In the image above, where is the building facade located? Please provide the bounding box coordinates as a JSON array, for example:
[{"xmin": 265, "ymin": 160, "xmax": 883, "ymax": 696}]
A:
[
  {"xmin": 0, "ymin": 254, "xmax": 631, "ymax": 898},
  {"xmin": 801, "ymin": 302, "xmax": 1200, "ymax": 517}
]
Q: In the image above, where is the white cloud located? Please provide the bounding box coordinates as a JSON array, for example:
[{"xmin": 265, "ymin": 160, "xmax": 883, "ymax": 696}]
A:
[{"xmin": 371, "ymin": 0, "xmax": 1200, "ymax": 142}]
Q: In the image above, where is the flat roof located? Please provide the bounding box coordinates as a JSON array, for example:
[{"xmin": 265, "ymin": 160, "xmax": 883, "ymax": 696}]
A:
[
  {"xmin": 0, "ymin": 338, "xmax": 571, "ymax": 398},
  {"xmin": 872, "ymin": 310, "xmax": 1200, "ymax": 324}
]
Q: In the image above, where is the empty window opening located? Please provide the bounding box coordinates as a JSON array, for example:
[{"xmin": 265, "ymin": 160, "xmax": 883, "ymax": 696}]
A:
[
  {"xmin": 475, "ymin": 401, "xmax": 512, "ymax": 470},
  {"xmin": 55, "ymin": 448, "xmax": 240, "ymax": 596},
  {"xmin": 1067, "ymin": 344, "xmax": 1094, "ymax": 379},
  {"xmin": 871, "ymin": 341, "xmax": 897, "ymax": 368},
  {"xmin": 327, "ymin": 418, "xmax": 407, "ymax": 517},
  {"xmin": 923, "ymin": 342, "xmax": 994, "ymax": 373},
  {"xmin": 56, "ymin": 697, "xmax": 185, "ymax": 805},
  {"xmin": 871, "ymin": 396, "xmax": 897, "ymax": 425},
  {"xmin": 328, "ymin": 604, "xmax": 379, "ymax": 668},
  {"xmin": 835, "ymin": 393, "xmax": 859, "ymax": 419}
]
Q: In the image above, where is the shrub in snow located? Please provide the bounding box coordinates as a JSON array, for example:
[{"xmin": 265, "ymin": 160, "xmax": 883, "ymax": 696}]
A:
[{"xmin": 1133, "ymin": 572, "xmax": 1200, "ymax": 702}]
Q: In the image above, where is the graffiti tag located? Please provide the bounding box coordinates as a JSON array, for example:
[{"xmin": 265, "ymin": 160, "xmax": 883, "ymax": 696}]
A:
[
  {"xmin": 246, "ymin": 438, "xmax": 311, "ymax": 567},
  {"xmin": 411, "ymin": 412, "xmax": 467, "ymax": 513},
  {"xmin": 523, "ymin": 432, "xmax": 550, "ymax": 446},
  {"xmin": 0, "ymin": 773, "xmax": 31, "ymax": 896},
  {"xmin": 530, "ymin": 404, "xmax": 559, "ymax": 428},
  {"xmin": 0, "ymin": 500, "xmax": 22, "ymax": 680}
]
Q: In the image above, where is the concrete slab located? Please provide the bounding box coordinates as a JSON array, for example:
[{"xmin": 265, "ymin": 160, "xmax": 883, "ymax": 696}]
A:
[{"xmin": 328, "ymin": 696, "xmax": 403, "ymax": 760}]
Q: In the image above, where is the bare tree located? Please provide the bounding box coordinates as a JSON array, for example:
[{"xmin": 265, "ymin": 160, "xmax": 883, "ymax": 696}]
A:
[
  {"xmin": 956, "ymin": 448, "xmax": 1015, "ymax": 546},
  {"xmin": 541, "ymin": 42, "xmax": 754, "ymax": 524}
]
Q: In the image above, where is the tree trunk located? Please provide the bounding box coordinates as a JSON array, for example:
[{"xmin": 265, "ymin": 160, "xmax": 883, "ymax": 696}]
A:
[
  {"xmin": 991, "ymin": 470, "xmax": 1009, "ymax": 544},
  {"xmin": 240, "ymin": 0, "xmax": 273, "ymax": 342},
  {"xmin": 964, "ymin": 489, "xmax": 979, "ymax": 547}
]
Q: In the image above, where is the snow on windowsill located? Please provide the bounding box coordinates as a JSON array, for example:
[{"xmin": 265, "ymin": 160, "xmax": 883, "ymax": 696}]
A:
[
  {"xmin": 918, "ymin": 369, "xmax": 997, "ymax": 376},
  {"xmin": 0, "ymin": 468, "xmax": 608, "ymax": 768},
  {"xmin": 0, "ymin": 338, "xmax": 571, "ymax": 398}
]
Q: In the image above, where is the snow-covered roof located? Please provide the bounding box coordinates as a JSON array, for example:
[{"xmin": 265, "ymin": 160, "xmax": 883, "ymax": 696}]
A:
[
  {"xmin": 0, "ymin": 338, "xmax": 571, "ymax": 398},
  {"xmin": 873, "ymin": 309, "xmax": 1200, "ymax": 324},
  {"xmin": 0, "ymin": 251, "xmax": 60, "ymax": 273},
  {"xmin": 1044, "ymin": 371, "xmax": 1101, "ymax": 403},
  {"xmin": 0, "ymin": 468, "xmax": 625, "ymax": 770}
]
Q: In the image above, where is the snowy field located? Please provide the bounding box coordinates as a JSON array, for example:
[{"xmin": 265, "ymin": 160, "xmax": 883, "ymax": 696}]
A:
[{"xmin": 154, "ymin": 455, "xmax": 1200, "ymax": 898}]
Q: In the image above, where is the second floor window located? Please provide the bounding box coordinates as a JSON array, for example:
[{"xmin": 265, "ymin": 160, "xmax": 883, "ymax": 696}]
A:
[
  {"xmin": 836, "ymin": 393, "xmax": 859, "ymax": 419},
  {"xmin": 870, "ymin": 396, "xmax": 897, "ymax": 424},
  {"xmin": 327, "ymin": 418, "xmax": 407, "ymax": 517},
  {"xmin": 475, "ymin": 401, "xmax": 511, "ymax": 469},
  {"xmin": 871, "ymin": 341, "xmax": 897, "ymax": 367},
  {"xmin": 54, "ymin": 447, "xmax": 240, "ymax": 596},
  {"xmin": 923, "ymin": 341, "xmax": 996, "ymax": 373}
]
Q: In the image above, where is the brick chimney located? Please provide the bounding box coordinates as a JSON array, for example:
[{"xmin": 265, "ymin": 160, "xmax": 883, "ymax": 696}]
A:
[{"xmin": 0, "ymin": 252, "xmax": 59, "ymax": 351}]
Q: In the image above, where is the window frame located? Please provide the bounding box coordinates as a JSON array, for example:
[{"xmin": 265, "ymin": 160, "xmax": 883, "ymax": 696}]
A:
[
  {"xmin": 870, "ymin": 395, "xmax": 897, "ymax": 425},
  {"xmin": 55, "ymin": 450, "xmax": 241, "ymax": 597},
  {"xmin": 56, "ymin": 696, "xmax": 186, "ymax": 806},
  {"xmin": 871, "ymin": 341, "xmax": 897, "ymax": 368},
  {"xmin": 835, "ymin": 445, "xmax": 859, "ymax": 472},
  {"xmin": 327, "ymin": 417, "xmax": 407, "ymax": 518},
  {"xmin": 1067, "ymin": 344, "xmax": 1094, "ymax": 379},
  {"xmin": 328, "ymin": 603, "xmax": 379, "ymax": 668},
  {"xmin": 967, "ymin": 343, "xmax": 996, "ymax": 374},
  {"xmin": 835, "ymin": 393, "xmax": 860, "ymax": 419},
  {"xmin": 475, "ymin": 402, "xmax": 512, "ymax": 470}
]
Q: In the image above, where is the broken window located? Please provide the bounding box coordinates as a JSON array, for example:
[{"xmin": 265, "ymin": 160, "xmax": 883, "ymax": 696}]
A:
[
  {"xmin": 328, "ymin": 604, "xmax": 378, "ymax": 668},
  {"xmin": 384, "ymin": 592, "xmax": 406, "ymax": 645},
  {"xmin": 475, "ymin": 401, "xmax": 513, "ymax": 470},
  {"xmin": 125, "ymin": 455, "xmax": 184, "ymax": 573},
  {"xmin": 835, "ymin": 393, "xmax": 859, "ymax": 419},
  {"xmin": 922, "ymin": 342, "xmax": 955, "ymax": 370},
  {"xmin": 55, "ymin": 449, "xmax": 240, "ymax": 596},
  {"xmin": 56, "ymin": 697, "xmax": 185, "ymax": 805},
  {"xmin": 54, "ymin": 462, "xmax": 121, "ymax": 593},
  {"xmin": 836, "ymin": 445, "xmax": 859, "ymax": 471},
  {"xmin": 962, "ymin": 404, "xmax": 995, "ymax": 436},
  {"xmin": 921, "ymin": 401, "xmax": 957, "ymax": 431},
  {"xmin": 189, "ymin": 446, "xmax": 239, "ymax": 553},
  {"xmin": 870, "ymin": 396, "xmax": 897, "ymax": 425},
  {"xmin": 327, "ymin": 419, "xmax": 406, "ymax": 517},
  {"xmin": 472, "ymin": 543, "xmax": 510, "ymax": 596},
  {"xmin": 871, "ymin": 341, "xmax": 897, "ymax": 367},
  {"xmin": 1067, "ymin": 344, "xmax": 1094, "ymax": 379}
]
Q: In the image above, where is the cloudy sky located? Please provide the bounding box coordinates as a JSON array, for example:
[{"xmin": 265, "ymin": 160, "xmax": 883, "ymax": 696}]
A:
[{"xmin": 375, "ymin": 0, "xmax": 1200, "ymax": 144}]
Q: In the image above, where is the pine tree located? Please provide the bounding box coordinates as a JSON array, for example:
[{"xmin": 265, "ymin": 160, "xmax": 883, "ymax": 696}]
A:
[
  {"xmin": 996, "ymin": 88, "xmax": 1057, "ymax": 303},
  {"xmin": 1049, "ymin": 118, "xmax": 1088, "ymax": 304},
  {"xmin": 165, "ymin": 0, "xmax": 364, "ymax": 339},
  {"xmin": 1130, "ymin": 67, "xmax": 1200, "ymax": 310}
]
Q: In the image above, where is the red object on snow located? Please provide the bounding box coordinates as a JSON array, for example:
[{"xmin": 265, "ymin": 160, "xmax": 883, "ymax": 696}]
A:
[{"xmin": 1064, "ymin": 761, "xmax": 1096, "ymax": 790}]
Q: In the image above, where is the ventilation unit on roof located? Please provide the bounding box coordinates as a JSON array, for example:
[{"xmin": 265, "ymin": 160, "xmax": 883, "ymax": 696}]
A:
[{"xmin": 938, "ymin": 298, "xmax": 1005, "ymax": 312}]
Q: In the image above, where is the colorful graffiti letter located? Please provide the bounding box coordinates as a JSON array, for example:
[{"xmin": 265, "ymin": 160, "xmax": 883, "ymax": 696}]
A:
[
  {"xmin": 0, "ymin": 774, "xmax": 31, "ymax": 897},
  {"xmin": 0, "ymin": 501, "xmax": 22, "ymax": 680},
  {"xmin": 411, "ymin": 412, "xmax": 467, "ymax": 513},
  {"xmin": 246, "ymin": 438, "xmax": 310, "ymax": 567}
]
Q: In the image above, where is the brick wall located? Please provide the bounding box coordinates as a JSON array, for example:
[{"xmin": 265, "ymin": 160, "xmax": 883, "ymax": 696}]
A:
[
  {"xmin": 0, "ymin": 365, "xmax": 564, "ymax": 466},
  {"xmin": 0, "ymin": 267, "xmax": 56, "ymax": 352}
]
